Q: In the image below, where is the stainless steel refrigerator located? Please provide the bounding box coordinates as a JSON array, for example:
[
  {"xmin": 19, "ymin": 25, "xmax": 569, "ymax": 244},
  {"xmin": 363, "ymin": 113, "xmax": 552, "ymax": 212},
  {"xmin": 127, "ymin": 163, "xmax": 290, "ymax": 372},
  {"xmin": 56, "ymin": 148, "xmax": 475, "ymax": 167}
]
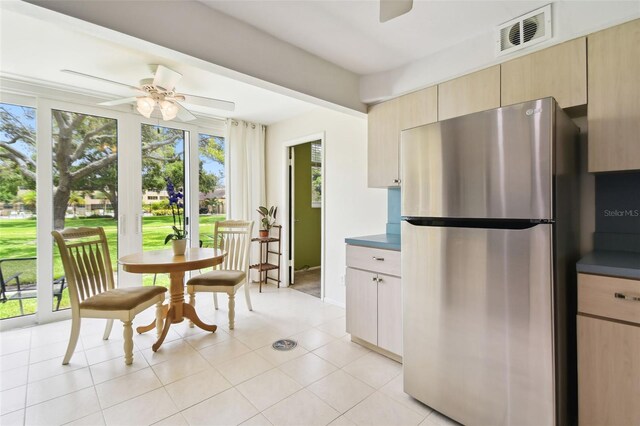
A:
[{"xmin": 401, "ymin": 98, "xmax": 579, "ymax": 426}]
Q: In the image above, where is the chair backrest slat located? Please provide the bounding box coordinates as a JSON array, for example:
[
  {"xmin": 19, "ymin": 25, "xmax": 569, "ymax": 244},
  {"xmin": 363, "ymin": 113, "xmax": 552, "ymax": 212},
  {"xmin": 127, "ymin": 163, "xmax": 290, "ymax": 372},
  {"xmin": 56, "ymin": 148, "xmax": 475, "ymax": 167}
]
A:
[
  {"xmin": 52, "ymin": 227, "xmax": 115, "ymax": 308},
  {"xmin": 80, "ymin": 246, "xmax": 97, "ymax": 296},
  {"xmin": 67, "ymin": 247, "xmax": 84, "ymax": 300},
  {"xmin": 212, "ymin": 220, "xmax": 254, "ymax": 273},
  {"xmin": 87, "ymin": 245, "xmax": 102, "ymax": 294},
  {"xmin": 78, "ymin": 246, "xmax": 90, "ymax": 297},
  {"xmin": 95, "ymin": 244, "xmax": 108, "ymax": 294}
]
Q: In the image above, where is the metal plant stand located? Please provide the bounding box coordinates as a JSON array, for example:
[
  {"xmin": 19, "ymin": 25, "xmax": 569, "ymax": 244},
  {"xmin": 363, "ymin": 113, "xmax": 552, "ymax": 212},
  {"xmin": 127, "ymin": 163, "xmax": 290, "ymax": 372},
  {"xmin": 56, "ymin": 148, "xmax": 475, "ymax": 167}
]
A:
[{"xmin": 249, "ymin": 225, "xmax": 282, "ymax": 292}]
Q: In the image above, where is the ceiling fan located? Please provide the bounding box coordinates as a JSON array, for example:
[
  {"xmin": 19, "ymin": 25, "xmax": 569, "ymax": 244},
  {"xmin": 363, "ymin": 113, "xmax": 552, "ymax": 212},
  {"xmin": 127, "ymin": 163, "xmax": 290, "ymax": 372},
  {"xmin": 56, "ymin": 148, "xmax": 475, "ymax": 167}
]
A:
[
  {"xmin": 380, "ymin": 0, "xmax": 413, "ymax": 22},
  {"xmin": 61, "ymin": 65, "xmax": 235, "ymax": 122}
]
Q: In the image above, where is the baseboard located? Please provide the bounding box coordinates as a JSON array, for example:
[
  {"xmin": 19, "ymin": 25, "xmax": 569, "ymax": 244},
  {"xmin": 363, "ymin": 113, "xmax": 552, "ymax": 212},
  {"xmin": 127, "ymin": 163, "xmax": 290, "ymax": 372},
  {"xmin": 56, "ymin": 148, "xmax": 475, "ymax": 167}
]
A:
[
  {"xmin": 351, "ymin": 336, "xmax": 403, "ymax": 363},
  {"xmin": 322, "ymin": 297, "xmax": 345, "ymax": 308}
]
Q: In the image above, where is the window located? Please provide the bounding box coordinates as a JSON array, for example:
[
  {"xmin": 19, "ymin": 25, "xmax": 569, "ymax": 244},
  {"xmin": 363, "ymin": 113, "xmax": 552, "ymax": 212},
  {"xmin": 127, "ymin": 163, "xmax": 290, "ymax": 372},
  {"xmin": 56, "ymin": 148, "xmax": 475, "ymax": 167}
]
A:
[
  {"xmin": 311, "ymin": 142, "xmax": 322, "ymax": 208},
  {"xmin": 141, "ymin": 124, "xmax": 185, "ymax": 287},
  {"xmin": 0, "ymin": 102, "xmax": 37, "ymax": 319},
  {"xmin": 0, "ymin": 94, "xmax": 227, "ymax": 321},
  {"xmin": 198, "ymin": 133, "xmax": 225, "ymax": 245},
  {"xmin": 51, "ymin": 109, "xmax": 118, "ymax": 311}
]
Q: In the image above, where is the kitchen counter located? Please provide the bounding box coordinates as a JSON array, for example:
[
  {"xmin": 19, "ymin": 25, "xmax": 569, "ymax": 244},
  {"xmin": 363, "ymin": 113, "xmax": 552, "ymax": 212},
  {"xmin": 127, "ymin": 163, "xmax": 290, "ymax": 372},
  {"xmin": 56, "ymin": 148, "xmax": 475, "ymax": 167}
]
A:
[
  {"xmin": 345, "ymin": 233, "xmax": 401, "ymax": 251},
  {"xmin": 577, "ymin": 250, "xmax": 640, "ymax": 280}
]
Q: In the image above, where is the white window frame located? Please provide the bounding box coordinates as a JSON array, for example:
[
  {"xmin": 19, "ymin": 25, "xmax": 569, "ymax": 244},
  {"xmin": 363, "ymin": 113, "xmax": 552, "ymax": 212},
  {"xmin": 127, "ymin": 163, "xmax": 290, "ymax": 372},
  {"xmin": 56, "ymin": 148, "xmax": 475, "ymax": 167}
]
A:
[
  {"xmin": 0, "ymin": 93, "xmax": 38, "ymax": 329},
  {"xmin": 0, "ymin": 87, "xmax": 226, "ymax": 329},
  {"xmin": 36, "ymin": 98, "xmax": 130, "ymax": 324},
  {"xmin": 193, "ymin": 126, "xmax": 226, "ymax": 249}
]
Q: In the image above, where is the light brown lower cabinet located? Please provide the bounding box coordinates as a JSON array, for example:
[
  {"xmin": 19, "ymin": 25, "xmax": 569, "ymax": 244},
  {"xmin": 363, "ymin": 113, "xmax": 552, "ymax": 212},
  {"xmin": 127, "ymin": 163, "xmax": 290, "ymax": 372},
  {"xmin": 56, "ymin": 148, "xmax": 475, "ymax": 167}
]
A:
[
  {"xmin": 345, "ymin": 245, "xmax": 402, "ymax": 358},
  {"xmin": 577, "ymin": 273, "xmax": 640, "ymax": 425}
]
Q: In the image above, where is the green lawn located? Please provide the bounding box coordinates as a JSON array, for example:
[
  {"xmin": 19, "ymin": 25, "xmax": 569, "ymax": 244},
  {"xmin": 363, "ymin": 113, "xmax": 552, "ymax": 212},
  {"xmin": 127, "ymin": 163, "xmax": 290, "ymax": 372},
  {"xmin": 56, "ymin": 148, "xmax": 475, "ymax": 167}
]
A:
[{"xmin": 0, "ymin": 214, "xmax": 225, "ymax": 320}]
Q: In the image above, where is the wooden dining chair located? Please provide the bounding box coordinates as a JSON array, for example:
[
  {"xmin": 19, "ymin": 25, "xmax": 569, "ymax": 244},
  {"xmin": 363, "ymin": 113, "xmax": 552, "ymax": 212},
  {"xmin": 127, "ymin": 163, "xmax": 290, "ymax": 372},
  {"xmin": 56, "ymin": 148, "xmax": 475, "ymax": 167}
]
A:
[
  {"xmin": 186, "ymin": 220, "xmax": 254, "ymax": 330},
  {"xmin": 52, "ymin": 227, "xmax": 167, "ymax": 365}
]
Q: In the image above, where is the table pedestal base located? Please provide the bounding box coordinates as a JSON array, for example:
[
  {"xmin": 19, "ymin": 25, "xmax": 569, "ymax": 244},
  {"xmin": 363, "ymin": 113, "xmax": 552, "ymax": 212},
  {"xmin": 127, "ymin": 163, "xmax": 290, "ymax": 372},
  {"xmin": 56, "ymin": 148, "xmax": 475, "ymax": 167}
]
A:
[{"xmin": 136, "ymin": 271, "xmax": 217, "ymax": 352}]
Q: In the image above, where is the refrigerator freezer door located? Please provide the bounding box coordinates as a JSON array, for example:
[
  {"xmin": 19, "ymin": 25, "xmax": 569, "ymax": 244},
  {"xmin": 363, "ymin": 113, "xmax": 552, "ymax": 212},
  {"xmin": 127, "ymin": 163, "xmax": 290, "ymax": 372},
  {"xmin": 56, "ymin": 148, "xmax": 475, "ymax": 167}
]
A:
[
  {"xmin": 402, "ymin": 221, "xmax": 555, "ymax": 426},
  {"xmin": 401, "ymin": 98, "xmax": 553, "ymax": 220}
]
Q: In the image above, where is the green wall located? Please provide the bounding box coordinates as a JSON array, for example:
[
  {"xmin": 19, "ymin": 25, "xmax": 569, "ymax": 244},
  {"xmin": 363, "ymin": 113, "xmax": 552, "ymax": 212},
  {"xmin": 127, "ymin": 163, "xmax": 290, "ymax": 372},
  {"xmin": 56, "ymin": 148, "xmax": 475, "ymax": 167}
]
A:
[{"xmin": 293, "ymin": 142, "xmax": 321, "ymax": 270}]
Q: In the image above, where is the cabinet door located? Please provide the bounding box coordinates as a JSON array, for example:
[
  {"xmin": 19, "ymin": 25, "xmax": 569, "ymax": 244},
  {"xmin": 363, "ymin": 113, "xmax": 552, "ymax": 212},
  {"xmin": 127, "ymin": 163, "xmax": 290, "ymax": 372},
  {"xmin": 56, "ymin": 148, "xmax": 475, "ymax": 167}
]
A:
[
  {"xmin": 399, "ymin": 86, "xmax": 438, "ymax": 130},
  {"xmin": 346, "ymin": 267, "xmax": 378, "ymax": 345},
  {"xmin": 578, "ymin": 315, "xmax": 640, "ymax": 425},
  {"xmin": 368, "ymin": 98, "xmax": 400, "ymax": 188},
  {"xmin": 377, "ymin": 274, "xmax": 402, "ymax": 356},
  {"xmin": 588, "ymin": 19, "xmax": 640, "ymax": 172},
  {"xmin": 438, "ymin": 66, "xmax": 500, "ymax": 121},
  {"xmin": 501, "ymin": 37, "xmax": 586, "ymax": 109}
]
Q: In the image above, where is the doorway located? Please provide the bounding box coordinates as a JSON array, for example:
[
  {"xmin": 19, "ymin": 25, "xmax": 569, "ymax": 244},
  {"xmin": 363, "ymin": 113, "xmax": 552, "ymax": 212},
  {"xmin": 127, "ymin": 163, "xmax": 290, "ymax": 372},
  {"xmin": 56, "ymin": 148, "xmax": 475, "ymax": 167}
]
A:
[{"xmin": 289, "ymin": 141, "xmax": 322, "ymax": 298}]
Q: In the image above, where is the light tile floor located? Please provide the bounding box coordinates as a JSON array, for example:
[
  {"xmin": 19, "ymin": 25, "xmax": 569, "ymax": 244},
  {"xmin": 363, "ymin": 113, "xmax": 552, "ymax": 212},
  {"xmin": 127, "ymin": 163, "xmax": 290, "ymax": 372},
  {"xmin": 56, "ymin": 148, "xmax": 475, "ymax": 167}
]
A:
[{"xmin": 0, "ymin": 286, "xmax": 460, "ymax": 426}]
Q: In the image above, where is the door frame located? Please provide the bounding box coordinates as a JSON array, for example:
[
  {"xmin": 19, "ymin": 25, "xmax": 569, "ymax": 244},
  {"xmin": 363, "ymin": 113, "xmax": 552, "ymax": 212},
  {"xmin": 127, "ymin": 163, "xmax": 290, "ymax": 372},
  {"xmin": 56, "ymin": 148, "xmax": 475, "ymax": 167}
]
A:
[
  {"xmin": 280, "ymin": 132, "xmax": 325, "ymax": 299},
  {"xmin": 289, "ymin": 146, "xmax": 295, "ymax": 284}
]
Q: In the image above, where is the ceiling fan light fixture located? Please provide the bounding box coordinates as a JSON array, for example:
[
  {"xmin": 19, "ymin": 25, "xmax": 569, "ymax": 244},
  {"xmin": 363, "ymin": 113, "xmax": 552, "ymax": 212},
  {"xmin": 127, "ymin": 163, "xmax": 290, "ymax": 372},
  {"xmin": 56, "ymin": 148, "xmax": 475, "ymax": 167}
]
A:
[
  {"xmin": 136, "ymin": 97, "xmax": 155, "ymax": 118},
  {"xmin": 160, "ymin": 100, "xmax": 179, "ymax": 121}
]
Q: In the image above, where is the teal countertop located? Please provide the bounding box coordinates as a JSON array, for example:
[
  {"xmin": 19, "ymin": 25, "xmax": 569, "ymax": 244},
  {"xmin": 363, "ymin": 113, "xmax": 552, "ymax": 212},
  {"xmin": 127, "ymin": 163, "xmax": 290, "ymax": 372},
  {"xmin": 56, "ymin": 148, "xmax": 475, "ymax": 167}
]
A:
[
  {"xmin": 577, "ymin": 251, "xmax": 640, "ymax": 280},
  {"xmin": 345, "ymin": 233, "xmax": 401, "ymax": 251}
]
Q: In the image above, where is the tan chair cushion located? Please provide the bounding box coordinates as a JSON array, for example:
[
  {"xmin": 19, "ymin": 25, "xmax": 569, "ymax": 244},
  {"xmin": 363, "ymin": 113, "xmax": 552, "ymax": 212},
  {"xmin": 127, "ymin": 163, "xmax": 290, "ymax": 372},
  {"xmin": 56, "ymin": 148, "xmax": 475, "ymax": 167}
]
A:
[
  {"xmin": 80, "ymin": 286, "xmax": 167, "ymax": 311},
  {"xmin": 187, "ymin": 270, "xmax": 245, "ymax": 287}
]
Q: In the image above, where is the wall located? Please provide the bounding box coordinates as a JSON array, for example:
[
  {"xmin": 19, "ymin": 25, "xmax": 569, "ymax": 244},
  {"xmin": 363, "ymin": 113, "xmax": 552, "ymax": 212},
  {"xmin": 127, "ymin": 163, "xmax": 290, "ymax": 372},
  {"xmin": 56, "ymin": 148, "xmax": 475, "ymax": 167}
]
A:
[
  {"xmin": 386, "ymin": 188, "xmax": 401, "ymax": 235},
  {"xmin": 266, "ymin": 108, "xmax": 386, "ymax": 306},
  {"xmin": 594, "ymin": 172, "xmax": 640, "ymax": 252},
  {"xmin": 361, "ymin": 3, "xmax": 640, "ymax": 103},
  {"xmin": 22, "ymin": 0, "xmax": 365, "ymax": 113},
  {"xmin": 293, "ymin": 142, "xmax": 321, "ymax": 269}
]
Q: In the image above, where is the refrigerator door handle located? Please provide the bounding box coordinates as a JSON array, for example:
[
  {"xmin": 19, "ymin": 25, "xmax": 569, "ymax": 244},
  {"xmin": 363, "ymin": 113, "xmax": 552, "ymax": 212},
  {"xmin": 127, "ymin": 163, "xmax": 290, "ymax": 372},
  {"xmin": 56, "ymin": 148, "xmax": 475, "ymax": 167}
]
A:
[{"xmin": 404, "ymin": 217, "xmax": 543, "ymax": 230}]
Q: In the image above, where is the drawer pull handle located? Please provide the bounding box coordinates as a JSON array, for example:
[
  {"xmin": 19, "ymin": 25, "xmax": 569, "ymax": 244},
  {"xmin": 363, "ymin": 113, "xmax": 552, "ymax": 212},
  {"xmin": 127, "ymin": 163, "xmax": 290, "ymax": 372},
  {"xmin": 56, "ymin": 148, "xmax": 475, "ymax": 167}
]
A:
[
  {"xmin": 614, "ymin": 292, "xmax": 640, "ymax": 302},
  {"xmin": 372, "ymin": 277, "xmax": 378, "ymax": 282},
  {"xmin": 372, "ymin": 257, "xmax": 385, "ymax": 261}
]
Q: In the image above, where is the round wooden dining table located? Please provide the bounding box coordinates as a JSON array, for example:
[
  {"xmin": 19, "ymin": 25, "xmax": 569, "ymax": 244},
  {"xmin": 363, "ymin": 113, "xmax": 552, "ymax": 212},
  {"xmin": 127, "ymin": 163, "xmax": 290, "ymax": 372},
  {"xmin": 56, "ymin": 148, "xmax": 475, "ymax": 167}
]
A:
[{"xmin": 119, "ymin": 247, "xmax": 226, "ymax": 352}]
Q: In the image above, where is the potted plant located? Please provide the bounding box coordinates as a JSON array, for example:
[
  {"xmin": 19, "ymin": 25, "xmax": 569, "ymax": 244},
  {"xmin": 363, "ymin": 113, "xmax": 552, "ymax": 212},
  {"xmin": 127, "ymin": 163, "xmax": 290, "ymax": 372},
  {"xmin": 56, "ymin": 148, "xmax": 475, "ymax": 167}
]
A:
[
  {"xmin": 163, "ymin": 178, "xmax": 188, "ymax": 255},
  {"xmin": 256, "ymin": 205, "xmax": 277, "ymax": 238}
]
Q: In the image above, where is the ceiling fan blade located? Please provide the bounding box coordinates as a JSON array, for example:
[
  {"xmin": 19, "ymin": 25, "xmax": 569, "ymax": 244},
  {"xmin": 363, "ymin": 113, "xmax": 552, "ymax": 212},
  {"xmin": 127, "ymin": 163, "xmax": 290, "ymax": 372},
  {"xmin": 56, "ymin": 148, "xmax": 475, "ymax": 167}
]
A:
[
  {"xmin": 175, "ymin": 102, "xmax": 197, "ymax": 122},
  {"xmin": 380, "ymin": 0, "xmax": 413, "ymax": 23},
  {"xmin": 61, "ymin": 69, "xmax": 142, "ymax": 92},
  {"xmin": 98, "ymin": 97, "xmax": 138, "ymax": 107},
  {"xmin": 153, "ymin": 65, "xmax": 182, "ymax": 92},
  {"xmin": 180, "ymin": 93, "xmax": 236, "ymax": 112}
]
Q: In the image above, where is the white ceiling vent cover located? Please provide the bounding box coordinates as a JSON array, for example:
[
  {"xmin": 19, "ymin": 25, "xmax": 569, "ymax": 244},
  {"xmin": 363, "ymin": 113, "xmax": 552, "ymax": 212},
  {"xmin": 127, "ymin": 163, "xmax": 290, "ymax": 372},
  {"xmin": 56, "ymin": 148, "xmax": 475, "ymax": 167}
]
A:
[{"xmin": 496, "ymin": 5, "xmax": 552, "ymax": 56}]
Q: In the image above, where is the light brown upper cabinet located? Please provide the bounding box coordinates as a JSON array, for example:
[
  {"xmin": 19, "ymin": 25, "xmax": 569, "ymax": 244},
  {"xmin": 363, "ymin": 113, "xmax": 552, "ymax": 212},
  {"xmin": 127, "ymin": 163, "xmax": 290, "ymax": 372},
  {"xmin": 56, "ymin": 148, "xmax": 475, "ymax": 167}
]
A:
[
  {"xmin": 368, "ymin": 98, "xmax": 401, "ymax": 188},
  {"xmin": 588, "ymin": 18, "xmax": 640, "ymax": 172},
  {"xmin": 501, "ymin": 37, "xmax": 587, "ymax": 109},
  {"xmin": 399, "ymin": 86, "xmax": 438, "ymax": 130},
  {"xmin": 438, "ymin": 66, "xmax": 500, "ymax": 121},
  {"xmin": 368, "ymin": 86, "xmax": 437, "ymax": 188}
]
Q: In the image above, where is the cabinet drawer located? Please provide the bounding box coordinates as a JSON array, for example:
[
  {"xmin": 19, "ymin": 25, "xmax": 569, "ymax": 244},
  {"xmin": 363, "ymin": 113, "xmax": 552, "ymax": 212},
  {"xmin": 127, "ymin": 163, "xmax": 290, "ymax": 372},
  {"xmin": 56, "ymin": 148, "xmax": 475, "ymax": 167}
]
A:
[
  {"xmin": 346, "ymin": 245, "xmax": 401, "ymax": 277},
  {"xmin": 578, "ymin": 273, "xmax": 640, "ymax": 324}
]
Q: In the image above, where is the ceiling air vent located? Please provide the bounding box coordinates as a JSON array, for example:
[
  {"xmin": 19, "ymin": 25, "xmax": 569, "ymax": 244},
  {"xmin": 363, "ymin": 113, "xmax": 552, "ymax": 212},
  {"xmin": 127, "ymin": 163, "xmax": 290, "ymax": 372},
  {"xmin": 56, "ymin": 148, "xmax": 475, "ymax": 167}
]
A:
[{"xmin": 496, "ymin": 5, "xmax": 552, "ymax": 56}]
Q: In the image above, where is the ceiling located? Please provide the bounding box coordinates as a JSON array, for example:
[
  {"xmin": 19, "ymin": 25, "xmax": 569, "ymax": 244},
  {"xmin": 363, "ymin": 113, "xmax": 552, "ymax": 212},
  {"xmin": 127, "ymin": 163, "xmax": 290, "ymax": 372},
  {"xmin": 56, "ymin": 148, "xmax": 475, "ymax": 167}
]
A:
[
  {"xmin": 0, "ymin": 6, "xmax": 317, "ymax": 125},
  {"xmin": 199, "ymin": 0, "xmax": 549, "ymax": 75}
]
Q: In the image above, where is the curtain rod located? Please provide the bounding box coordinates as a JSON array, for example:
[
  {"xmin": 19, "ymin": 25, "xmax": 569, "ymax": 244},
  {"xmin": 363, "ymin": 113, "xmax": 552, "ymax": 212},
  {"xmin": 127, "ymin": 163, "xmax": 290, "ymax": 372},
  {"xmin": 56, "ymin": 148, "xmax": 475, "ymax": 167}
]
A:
[{"xmin": 230, "ymin": 120, "xmax": 264, "ymax": 130}]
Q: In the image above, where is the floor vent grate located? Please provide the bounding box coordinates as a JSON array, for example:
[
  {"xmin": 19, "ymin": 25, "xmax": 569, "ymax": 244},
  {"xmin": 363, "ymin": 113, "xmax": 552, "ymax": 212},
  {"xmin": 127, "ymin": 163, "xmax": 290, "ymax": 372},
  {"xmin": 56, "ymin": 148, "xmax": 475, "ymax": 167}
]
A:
[{"xmin": 272, "ymin": 339, "xmax": 297, "ymax": 351}]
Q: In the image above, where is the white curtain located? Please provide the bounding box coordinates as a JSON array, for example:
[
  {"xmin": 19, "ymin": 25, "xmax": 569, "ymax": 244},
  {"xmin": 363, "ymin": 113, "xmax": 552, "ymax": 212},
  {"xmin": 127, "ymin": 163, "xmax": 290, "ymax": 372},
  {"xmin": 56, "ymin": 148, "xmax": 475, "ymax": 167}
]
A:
[
  {"xmin": 226, "ymin": 119, "xmax": 266, "ymax": 280},
  {"xmin": 226, "ymin": 118, "xmax": 266, "ymax": 236}
]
